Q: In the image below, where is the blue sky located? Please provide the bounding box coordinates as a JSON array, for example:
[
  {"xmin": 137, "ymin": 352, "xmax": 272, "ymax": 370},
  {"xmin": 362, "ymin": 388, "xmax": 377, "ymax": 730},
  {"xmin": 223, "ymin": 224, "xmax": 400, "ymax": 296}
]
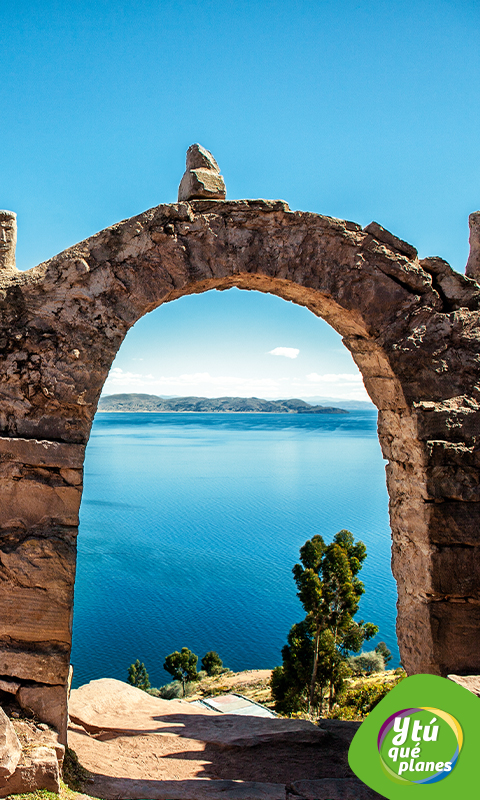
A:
[{"xmin": 2, "ymin": 0, "xmax": 479, "ymax": 400}]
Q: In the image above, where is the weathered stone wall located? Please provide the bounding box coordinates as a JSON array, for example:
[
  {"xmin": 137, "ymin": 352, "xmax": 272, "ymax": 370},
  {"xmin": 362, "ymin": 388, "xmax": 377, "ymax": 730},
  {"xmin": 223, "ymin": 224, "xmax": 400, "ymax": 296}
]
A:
[{"xmin": 0, "ymin": 198, "xmax": 479, "ymax": 740}]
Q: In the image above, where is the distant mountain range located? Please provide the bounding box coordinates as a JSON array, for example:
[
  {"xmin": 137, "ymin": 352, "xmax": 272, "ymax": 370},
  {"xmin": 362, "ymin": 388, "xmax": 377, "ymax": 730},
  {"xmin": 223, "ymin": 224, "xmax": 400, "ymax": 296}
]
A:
[
  {"xmin": 298, "ymin": 396, "xmax": 374, "ymax": 411},
  {"xmin": 98, "ymin": 393, "xmax": 349, "ymax": 414}
]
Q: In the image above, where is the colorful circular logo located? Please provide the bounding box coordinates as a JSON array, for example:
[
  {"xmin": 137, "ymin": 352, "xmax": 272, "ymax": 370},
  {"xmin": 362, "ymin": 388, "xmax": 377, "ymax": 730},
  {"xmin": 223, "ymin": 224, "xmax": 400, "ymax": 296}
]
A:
[{"xmin": 378, "ymin": 707, "xmax": 463, "ymax": 784}]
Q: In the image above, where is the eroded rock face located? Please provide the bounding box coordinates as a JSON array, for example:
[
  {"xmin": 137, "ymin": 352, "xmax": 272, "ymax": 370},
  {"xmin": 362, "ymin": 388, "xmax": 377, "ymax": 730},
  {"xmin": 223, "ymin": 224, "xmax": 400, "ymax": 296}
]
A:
[{"xmin": 0, "ymin": 193, "xmax": 479, "ymax": 739}]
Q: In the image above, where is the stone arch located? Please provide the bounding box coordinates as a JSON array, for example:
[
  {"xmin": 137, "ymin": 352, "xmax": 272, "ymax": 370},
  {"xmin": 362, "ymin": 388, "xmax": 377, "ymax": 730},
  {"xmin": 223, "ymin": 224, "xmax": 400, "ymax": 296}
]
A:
[{"xmin": 1, "ymin": 198, "xmax": 480, "ymax": 742}]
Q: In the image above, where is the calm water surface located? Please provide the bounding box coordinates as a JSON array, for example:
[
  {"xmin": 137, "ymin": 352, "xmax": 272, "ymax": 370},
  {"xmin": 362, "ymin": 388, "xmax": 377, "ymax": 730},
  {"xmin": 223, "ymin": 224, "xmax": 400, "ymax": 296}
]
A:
[{"xmin": 71, "ymin": 411, "xmax": 399, "ymax": 688}]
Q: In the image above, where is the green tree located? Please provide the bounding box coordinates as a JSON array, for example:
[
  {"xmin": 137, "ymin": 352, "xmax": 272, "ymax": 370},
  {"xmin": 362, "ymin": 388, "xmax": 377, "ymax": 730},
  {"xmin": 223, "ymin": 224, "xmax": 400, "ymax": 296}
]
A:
[
  {"xmin": 163, "ymin": 648, "xmax": 198, "ymax": 695},
  {"xmin": 201, "ymin": 651, "xmax": 224, "ymax": 676},
  {"xmin": 127, "ymin": 659, "xmax": 151, "ymax": 691},
  {"xmin": 271, "ymin": 530, "xmax": 378, "ymax": 713},
  {"xmin": 293, "ymin": 529, "xmax": 375, "ymax": 708},
  {"xmin": 271, "ymin": 620, "xmax": 314, "ymax": 713},
  {"xmin": 375, "ymin": 641, "xmax": 392, "ymax": 665}
]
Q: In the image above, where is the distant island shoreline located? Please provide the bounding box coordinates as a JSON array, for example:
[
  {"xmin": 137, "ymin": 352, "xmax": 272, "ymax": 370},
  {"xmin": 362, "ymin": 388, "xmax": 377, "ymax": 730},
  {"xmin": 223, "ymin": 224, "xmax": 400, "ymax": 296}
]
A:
[
  {"xmin": 98, "ymin": 393, "xmax": 350, "ymax": 414},
  {"xmin": 97, "ymin": 409, "xmax": 347, "ymax": 414}
]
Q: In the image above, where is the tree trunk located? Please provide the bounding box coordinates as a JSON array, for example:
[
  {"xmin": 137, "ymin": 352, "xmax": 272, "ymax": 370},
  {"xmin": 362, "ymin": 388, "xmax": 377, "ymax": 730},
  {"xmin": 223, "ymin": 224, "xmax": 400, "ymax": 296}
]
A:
[{"xmin": 309, "ymin": 628, "xmax": 320, "ymax": 710}]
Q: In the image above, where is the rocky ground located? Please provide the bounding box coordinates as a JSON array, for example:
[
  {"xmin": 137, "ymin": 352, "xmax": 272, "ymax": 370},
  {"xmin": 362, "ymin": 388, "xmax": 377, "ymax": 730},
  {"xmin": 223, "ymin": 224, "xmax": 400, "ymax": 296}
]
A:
[{"xmin": 64, "ymin": 676, "xmax": 385, "ymax": 800}]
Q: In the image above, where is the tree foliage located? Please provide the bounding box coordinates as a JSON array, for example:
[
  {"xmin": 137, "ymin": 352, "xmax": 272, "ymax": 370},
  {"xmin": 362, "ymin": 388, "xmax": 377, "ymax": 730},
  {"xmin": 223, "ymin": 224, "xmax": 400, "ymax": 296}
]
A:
[
  {"xmin": 127, "ymin": 659, "xmax": 151, "ymax": 691},
  {"xmin": 201, "ymin": 651, "xmax": 224, "ymax": 676},
  {"xmin": 271, "ymin": 530, "xmax": 379, "ymax": 714},
  {"xmin": 163, "ymin": 648, "xmax": 198, "ymax": 695},
  {"xmin": 375, "ymin": 641, "xmax": 392, "ymax": 665}
]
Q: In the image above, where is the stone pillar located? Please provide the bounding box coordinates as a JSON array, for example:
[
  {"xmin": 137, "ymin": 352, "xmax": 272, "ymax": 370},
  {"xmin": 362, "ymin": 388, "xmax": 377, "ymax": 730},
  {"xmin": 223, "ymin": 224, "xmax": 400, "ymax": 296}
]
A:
[
  {"xmin": 387, "ymin": 398, "xmax": 480, "ymax": 677},
  {"xmin": 466, "ymin": 210, "xmax": 480, "ymax": 281},
  {"xmin": 0, "ymin": 436, "xmax": 84, "ymax": 745},
  {"xmin": 0, "ymin": 211, "xmax": 17, "ymax": 273}
]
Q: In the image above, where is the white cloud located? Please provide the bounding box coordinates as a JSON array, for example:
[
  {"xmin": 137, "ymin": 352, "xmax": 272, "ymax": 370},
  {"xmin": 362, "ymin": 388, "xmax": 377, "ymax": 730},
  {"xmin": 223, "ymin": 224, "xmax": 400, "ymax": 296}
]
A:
[
  {"xmin": 102, "ymin": 367, "xmax": 369, "ymax": 402},
  {"xmin": 306, "ymin": 373, "xmax": 363, "ymax": 384},
  {"xmin": 102, "ymin": 367, "xmax": 287, "ymax": 398},
  {"xmin": 288, "ymin": 372, "xmax": 369, "ymax": 401},
  {"xmin": 108, "ymin": 367, "xmax": 155, "ymax": 381},
  {"xmin": 268, "ymin": 347, "xmax": 299, "ymax": 359}
]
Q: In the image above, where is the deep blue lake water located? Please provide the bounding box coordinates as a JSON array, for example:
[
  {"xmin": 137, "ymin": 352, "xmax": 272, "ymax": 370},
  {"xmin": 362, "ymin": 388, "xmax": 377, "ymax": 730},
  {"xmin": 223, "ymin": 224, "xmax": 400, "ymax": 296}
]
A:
[{"xmin": 70, "ymin": 410, "xmax": 399, "ymax": 688}]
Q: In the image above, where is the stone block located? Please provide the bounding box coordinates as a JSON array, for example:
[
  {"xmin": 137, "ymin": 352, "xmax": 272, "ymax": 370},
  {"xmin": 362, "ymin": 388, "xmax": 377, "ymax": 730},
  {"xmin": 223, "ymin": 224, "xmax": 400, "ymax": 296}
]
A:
[
  {"xmin": 0, "ymin": 436, "xmax": 85, "ymax": 468},
  {"xmin": 466, "ymin": 210, "xmax": 480, "ymax": 281},
  {"xmin": 0, "ymin": 210, "xmax": 17, "ymax": 273},
  {"xmin": 0, "ymin": 583, "xmax": 72, "ymax": 644},
  {"xmin": 415, "ymin": 399, "xmax": 480, "ymax": 444},
  {"xmin": 0, "ymin": 745, "xmax": 60, "ymax": 797},
  {"xmin": 0, "ymin": 478, "xmax": 81, "ymax": 529},
  {"xmin": 0, "ymin": 679, "xmax": 20, "ymax": 694},
  {"xmin": 186, "ymin": 143, "xmax": 221, "ymax": 172},
  {"xmin": 364, "ymin": 220, "xmax": 418, "ymax": 260},
  {"xmin": 0, "ymin": 708, "xmax": 21, "ymax": 779},
  {"xmin": 18, "ymin": 683, "xmax": 69, "ymax": 745},
  {"xmin": 178, "ymin": 168, "xmax": 226, "ymax": 201},
  {"xmin": 426, "ymin": 464, "xmax": 480, "ymax": 501},
  {"xmin": 391, "ymin": 535, "xmax": 434, "ymax": 598},
  {"xmin": 430, "ymin": 601, "xmax": 480, "ymax": 675},
  {"xmin": 359, "ymin": 375, "xmax": 406, "ymax": 410},
  {"xmin": 0, "ymin": 644, "xmax": 70, "ymax": 686},
  {"xmin": 420, "ymin": 256, "xmax": 480, "ymax": 310},
  {"xmin": 0, "ymin": 534, "xmax": 74, "ymax": 685},
  {"xmin": 426, "ymin": 501, "xmax": 480, "ymax": 546},
  {"xmin": 430, "ymin": 545, "xmax": 480, "ymax": 598}
]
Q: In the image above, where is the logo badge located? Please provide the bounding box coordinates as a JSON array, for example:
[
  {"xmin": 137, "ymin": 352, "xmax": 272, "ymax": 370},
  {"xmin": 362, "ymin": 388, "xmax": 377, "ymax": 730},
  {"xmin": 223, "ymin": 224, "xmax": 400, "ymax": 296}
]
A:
[
  {"xmin": 348, "ymin": 674, "xmax": 480, "ymax": 799},
  {"xmin": 378, "ymin": 706, "xmax": 462, "ymax": 784}
]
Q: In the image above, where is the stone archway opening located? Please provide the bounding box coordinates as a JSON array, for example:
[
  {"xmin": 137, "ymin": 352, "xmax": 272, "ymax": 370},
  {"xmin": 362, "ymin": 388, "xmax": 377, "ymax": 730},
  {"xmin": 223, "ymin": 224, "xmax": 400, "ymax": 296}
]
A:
[
  {"xmin": 0, "ymin": 186, "xmax": 479, "ymax": 745},
  {"xmin": 70, "ymin": 287, "xmax": 397, "ymax": 690}
]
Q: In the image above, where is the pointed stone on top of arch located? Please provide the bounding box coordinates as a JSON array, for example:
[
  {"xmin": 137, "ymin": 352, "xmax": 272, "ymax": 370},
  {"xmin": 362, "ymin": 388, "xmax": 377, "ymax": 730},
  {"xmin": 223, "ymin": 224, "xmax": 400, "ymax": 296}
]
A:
[
  {"xmin": 178, "ymin": 144, "xmax": 226, "ymax": 202},
  {"xmin": 186, "ymin": 143, "xmax": 220, "ymax": 172}
]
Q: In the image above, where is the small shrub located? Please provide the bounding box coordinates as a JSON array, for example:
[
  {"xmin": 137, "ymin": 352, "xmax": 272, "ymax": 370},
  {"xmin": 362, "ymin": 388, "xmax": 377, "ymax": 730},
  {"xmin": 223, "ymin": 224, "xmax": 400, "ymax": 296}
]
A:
[
  {"xmin": 347, "ymin": 650, "xmax": 384, "ymax": 676},
  {"xmin": 329, "ymin": 676, "xmax": 404, "ymax": 719},
  {"xmin": 205, "ymin": 684, "xmax": 230, "ymax": 697},
  {"xmin": 153, "ymin": 681, "xmax": 183, "ymax": 700}
]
